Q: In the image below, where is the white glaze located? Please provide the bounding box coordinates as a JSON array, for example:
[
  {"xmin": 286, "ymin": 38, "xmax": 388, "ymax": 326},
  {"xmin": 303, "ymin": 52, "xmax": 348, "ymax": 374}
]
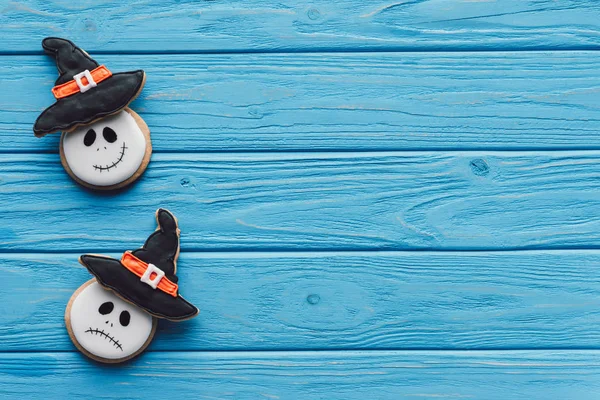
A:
[
  {"xmin": 62, "ymin": 110, "xmax": 147, "ymax": 187},
  {"xmin": 68, "ymin": 281, "xmax": 154, "ymax": 360}
]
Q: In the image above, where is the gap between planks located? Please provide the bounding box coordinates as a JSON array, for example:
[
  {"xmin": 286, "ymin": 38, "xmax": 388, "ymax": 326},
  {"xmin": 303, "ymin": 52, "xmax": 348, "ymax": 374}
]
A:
[
  {"xmin": 3, "ymin": 47, "xmax": 600, "ymax": 56},
  {"xmin": 2, "ymin": 348, "xmax": 600, "ymax": 354},
  {"xmin": 11, "ymin": 146, "xmax": 600, "ymax": 155},
  {"xmin": 5, "ymin": 248, "xmax": 600, "ymax": 255}
]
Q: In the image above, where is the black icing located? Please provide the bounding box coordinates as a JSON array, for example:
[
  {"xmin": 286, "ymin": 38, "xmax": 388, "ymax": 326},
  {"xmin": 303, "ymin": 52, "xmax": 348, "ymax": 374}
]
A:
[
  {"xmin": 119, "ymin": 311, "xmax": 130, "ymax": 327},
  {"xmin": 43, "ymin": 37, "xmax": 98, "ymax": 86},
  {"xmin": 85, "ymin": 328, "xmax": 123, "ymax": 351},
  {"xmin": 99, "ymin": 301, "xmax": 114, "ymax": 315},
  {"xmin": 33, "ymin": 37, "xmax": 145, "ymax": 137},
  {"xmin": 103, "ymin": 127, "xmax": 117, "ymax": 143},
  {"xmin": 131, "ymin": 209, "xmax": 179, "ymax": 277},
  {"xmin": 84, "ymin": 129, "xmax": 96, "ymax": 147},
  {"xmin": 93, "ymin": 142, "xmax": 127, "ymax": 172},
  {"xmin": 79, "ymin": 209, "xmax": 199, "ymax": 321}
]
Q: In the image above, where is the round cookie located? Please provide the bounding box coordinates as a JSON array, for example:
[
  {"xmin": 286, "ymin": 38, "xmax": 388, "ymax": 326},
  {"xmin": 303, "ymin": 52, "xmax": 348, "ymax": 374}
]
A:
[
  {"xmin": 60, "ymin": 108, "xmax": 152, "ymax": 190},
  {"xmin": 66, "ymin": 279, "xmax": 157, "ymax": 363}
]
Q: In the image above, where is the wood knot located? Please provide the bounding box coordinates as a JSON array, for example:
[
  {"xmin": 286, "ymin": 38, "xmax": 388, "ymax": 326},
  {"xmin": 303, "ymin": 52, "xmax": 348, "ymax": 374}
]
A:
[
  {"xmin": 307, "ymin": 8, "xmax": 321, "ymax": 20},
  {"xmin": 307, "ymin": 294, "xmax": 320, "ymax": 305},
  {"xmin": 179, "ymin": 178, "xmax": 196, "ymax": 190},
  {"xmin": 469, "ymin": 159, "xmax": 489, "ymax": 176}
]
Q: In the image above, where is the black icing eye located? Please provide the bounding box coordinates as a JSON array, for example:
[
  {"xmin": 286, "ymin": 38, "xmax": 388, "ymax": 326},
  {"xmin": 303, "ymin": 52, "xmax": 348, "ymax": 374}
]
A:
[
  {"xmin": 103, "ymin": 127, "xmax": 117, "ymax": 143},
  {"xmin": 119, "ymin": 310, "xmax": 130, "ymax": 327},
  {"xmin": 98, "ymin": 302, "xmax": 114, "ymax": 315},
  {"xmin": 83, "ymin": 129, "xmax": 96, "ymax": 146}
]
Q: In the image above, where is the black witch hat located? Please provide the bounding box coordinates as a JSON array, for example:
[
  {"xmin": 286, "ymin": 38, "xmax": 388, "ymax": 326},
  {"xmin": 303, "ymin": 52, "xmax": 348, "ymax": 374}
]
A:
[
  {"xmin": 79, "ymin": 209, "xmax": 199, "ymax": 321},
  {"xmin": 33, "ymin": 37, "xmax": 145, "ymax": 137}
]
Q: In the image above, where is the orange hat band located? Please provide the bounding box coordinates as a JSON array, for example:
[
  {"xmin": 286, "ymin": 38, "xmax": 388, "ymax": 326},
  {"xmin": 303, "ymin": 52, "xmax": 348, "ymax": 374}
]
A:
[
  {"xmin": 120, "ymin": 252, "xmax": 179, "ymax": 297},
  {"xmin": 52, "ymin": 65, "xmax": 112, "ymax": 99}
]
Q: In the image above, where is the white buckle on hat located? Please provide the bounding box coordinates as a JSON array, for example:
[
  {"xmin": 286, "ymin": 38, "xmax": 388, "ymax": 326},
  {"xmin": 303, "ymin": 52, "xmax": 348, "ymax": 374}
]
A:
[
  {"xmin": 140, "ymin": 263, "xmax": 165, "ymax": 289},
  {"xmin": 73, "ymin": 69, "xmax": 97, "ymax": 93}
]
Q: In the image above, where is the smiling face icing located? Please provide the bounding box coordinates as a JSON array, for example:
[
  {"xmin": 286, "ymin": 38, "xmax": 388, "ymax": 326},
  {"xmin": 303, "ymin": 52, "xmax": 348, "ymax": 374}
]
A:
[
  {"xmin": 67, "ymin": 280, "xmax": 155, "ymax": 362},
  {"xmin": 61, "ymin": 109, "xmax": 148, "ymax": 187}
]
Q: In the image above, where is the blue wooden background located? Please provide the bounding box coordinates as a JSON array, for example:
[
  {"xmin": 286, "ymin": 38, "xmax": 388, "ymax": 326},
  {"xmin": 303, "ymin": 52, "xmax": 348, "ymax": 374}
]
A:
[{"xmin": 1, "ymin": 1, "xmax": 600, "ymax": 398}]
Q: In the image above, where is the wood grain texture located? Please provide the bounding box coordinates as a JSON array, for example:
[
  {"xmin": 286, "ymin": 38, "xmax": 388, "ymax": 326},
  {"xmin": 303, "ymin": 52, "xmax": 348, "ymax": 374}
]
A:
[
  {"xmin": 2, "ymin": 1, "xmax": 600, "ymax": 53},
  {"xmin": 3, "ymin": 0, "xmax": 599, "ymax": 396},
  {"xmin": 3, "ymin": 251, "xmax": 600, "ymax": 352},
  {"xmin": 5, "ymin": 52, "xmax": 600, "ymax": 153},
  {"xmin": 1, "ymin": 152, "xmax": 600, "ymax": 251},
  {"xmin": 1, "ymin": 350, "xmax": 600, "ymax": 399}
]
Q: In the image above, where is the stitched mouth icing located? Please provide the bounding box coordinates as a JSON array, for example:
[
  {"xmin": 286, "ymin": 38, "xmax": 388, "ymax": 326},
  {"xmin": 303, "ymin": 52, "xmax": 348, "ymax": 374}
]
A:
[
  {"xmin": 93, "ymin": 142, "xmax": 128, "ymax": 172},
  {"xmin": 85, "ymin": 327, "xmax": 123, "ymax": 351}
]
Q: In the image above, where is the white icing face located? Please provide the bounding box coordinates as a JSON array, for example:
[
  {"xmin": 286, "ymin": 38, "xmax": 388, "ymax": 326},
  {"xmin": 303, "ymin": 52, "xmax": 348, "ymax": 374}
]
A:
[
  {"xmin": 68, "ymin": 281, "xmax": 154, "ymax": 361},
  {"xmin": 61, "ymin": 110, "xmax": 147, "ymax": 187}
]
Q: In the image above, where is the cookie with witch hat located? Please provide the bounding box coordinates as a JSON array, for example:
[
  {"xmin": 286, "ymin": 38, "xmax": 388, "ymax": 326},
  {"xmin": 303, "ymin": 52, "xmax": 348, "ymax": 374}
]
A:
[
  {"xmin": 65, "ymin": 209, "xmax": 198, "ymax": 363},
  {"xmin": 33, "ymin": 37, "xmax": 151, "ymax": 190}
]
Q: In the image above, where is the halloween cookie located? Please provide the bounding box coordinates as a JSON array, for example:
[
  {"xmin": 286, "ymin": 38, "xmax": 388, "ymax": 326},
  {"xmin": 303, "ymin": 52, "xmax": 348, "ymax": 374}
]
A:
[
  {"xmin": 33, "ymin": 37, "xmax": 151, "ymax": 190},
  {"xmin": 65, "ymin": 209, "xmax": 198, "ymax": 363}
]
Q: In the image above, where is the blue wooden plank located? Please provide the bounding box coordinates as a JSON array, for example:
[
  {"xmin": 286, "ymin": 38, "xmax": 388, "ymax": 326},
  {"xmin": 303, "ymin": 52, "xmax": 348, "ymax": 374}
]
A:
[
  {"xmin": 1, "ymin": 1, "xmax": 599, "ymax": 53},
  {"xmin": 1, "ymin": 350, "xmax": 600, "ymax": 399},
  {"xmin": 2, "ymin": 250, "xmax": 600, "ymax": 352},
  {"xmin": 3, "ymin": 52, "xmax": 600, "ymax": 153},
  {"xmin": 0, "ymin": 152, "xmax": 600, "ymax": 251}
]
